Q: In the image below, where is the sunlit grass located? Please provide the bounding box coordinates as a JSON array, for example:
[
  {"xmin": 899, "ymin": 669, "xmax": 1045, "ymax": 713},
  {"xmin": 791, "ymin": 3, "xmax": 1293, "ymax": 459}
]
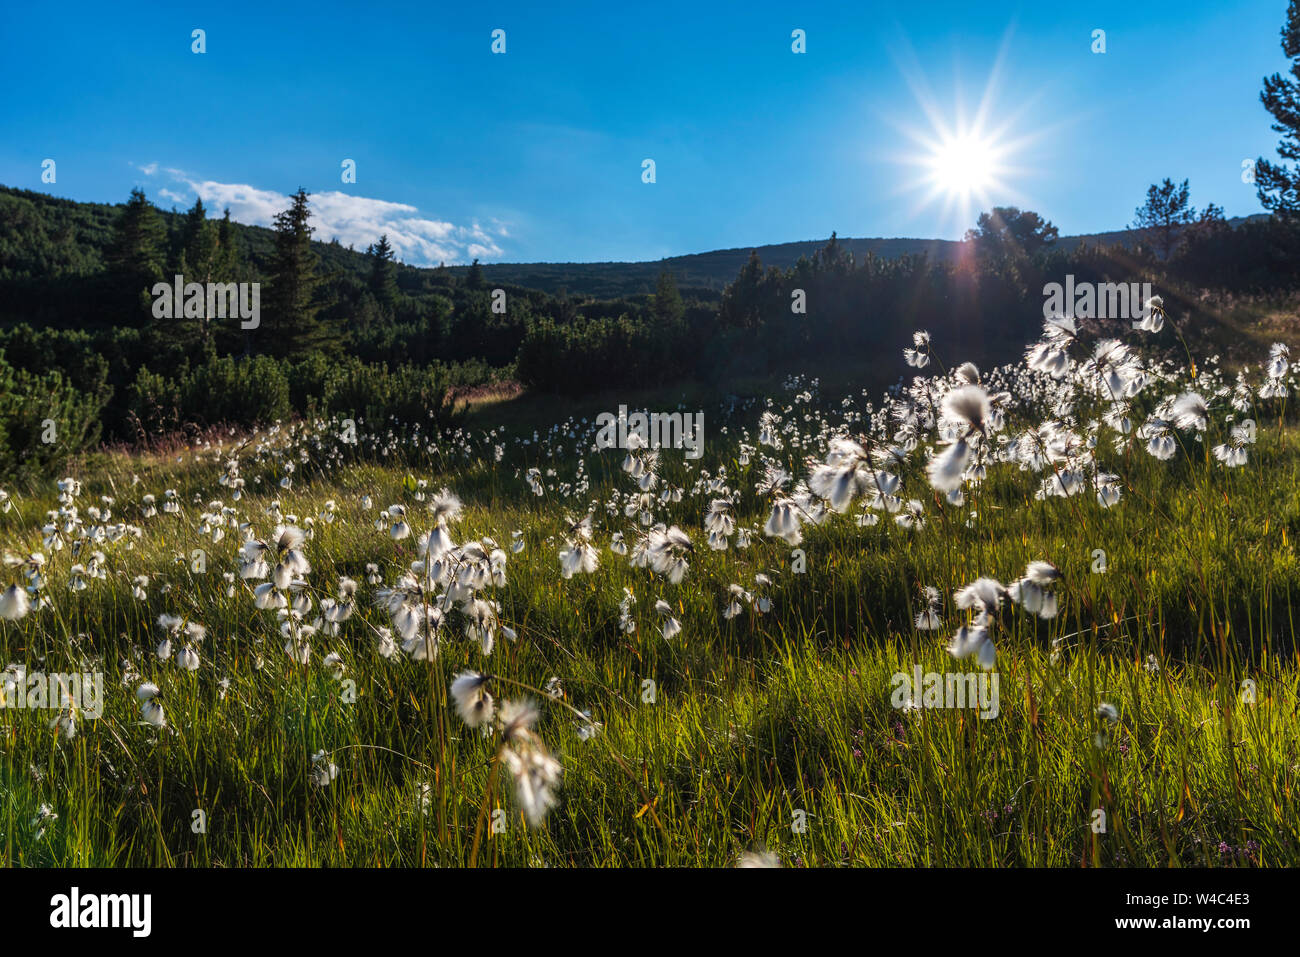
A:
[{"xmin": 1, "ymin": 367, "xmax": 1298, "ymax": 867}]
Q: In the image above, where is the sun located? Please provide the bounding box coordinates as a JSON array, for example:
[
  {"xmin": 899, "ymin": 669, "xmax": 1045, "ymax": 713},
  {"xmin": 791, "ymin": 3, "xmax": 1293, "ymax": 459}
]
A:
[
  {"xmin": 927, "ymin": 131, "xmax": 1000, "ymax": 199},
  {"xmin": 890, "ymin": 107, "xmax": 1032, "ymax": 229},
  {"xmin": 881, "ymin": 34, "xmax": 1051, "ymax": 232}
]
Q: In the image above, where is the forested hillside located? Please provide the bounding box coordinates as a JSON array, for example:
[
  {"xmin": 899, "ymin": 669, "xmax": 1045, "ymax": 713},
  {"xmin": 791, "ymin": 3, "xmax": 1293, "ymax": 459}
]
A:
[{"xmin": 3, "ymin": 182, "xmax": 1300, "ymax": 484}]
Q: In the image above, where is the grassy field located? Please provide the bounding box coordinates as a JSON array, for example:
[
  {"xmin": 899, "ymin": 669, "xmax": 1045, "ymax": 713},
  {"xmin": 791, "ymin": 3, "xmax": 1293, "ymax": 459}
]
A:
[{"xmin": 2, "ymin": 319, "xmax": 1300, "ymax": 867}]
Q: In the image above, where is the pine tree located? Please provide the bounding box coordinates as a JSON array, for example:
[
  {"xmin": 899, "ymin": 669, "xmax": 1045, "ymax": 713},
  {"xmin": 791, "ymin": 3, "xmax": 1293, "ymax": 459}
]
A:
[
  {"xmin": 1258, "ymin": 1, "xmax": 1300, "ymax": 214},
  {"xmin": 965, "ymin": 207, "xmax": 1059, "ymax": 259},
  {"xmin": 813, "ymin": 231, "xmax": 854, "ymax": 275},
  {"xmin": 1133, "ymin": 179, "xmax": 1195, "ymax": 260},
  {"xmin": 265, "ymin": 188, "xmax": 325, "ymax": 357}
]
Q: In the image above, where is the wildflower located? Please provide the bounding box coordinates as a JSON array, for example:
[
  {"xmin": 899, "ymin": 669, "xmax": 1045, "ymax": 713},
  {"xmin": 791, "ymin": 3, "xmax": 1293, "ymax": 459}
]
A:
[
  {"xmin": 559, "ymin": 539, "xmax": 599, "ymax": 578},
  {"xmin": 722, "ymin": 583, "xmax": 749, "ymax": 620},
  {"xmin": 763, "ymin": 498, "xmax": 803, "ymax": 546},
  {"xmin": 1264, "ymin": 341, "xmax": 1290, "ymax": 379},
  {"xmin": 374, "ymin": 625, "xmax": 398, "ymax": 659},
  {"xmin": 645, "ymin": 525, "xmax": 693, "ymax": 583},
  {"xmin": 954, "ymin": 578, "xmax": 1005, "ymax": 612},
  {"xmin": 1212, "ymin": 425, "xmax": 1252, "ymax": 467},
  {"xmin": 927, "ymin": 437, "xmax": 971, "ymax": 492}
]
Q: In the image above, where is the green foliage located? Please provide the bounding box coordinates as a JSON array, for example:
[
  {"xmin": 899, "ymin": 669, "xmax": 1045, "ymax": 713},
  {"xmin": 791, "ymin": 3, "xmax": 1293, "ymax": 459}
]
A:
[
  {"xmin": 2, "ymin": 183, "xmax": 1300, "ymax": 475},
  {"xmin": 265, "ymin": 188, "xmax": 328, "ymax": 359},
  {"xmin": 1257, "ymin": 0, "xmax": 1300, "ymax": 214},
  {"xmin": 181, "ymin": 354, "xmax": 293, "ymax": 427},
  {"xmin": 366, "ymin": 234, "xmax": 399, "ymax": 311},
  {"xmin": 2, "ymin": 389, "xmax": 1299, "ymax": 865},
  {"xmin": 0, "ymin": 350, "xmax": 103, "ymax": 484},
  {"xmin": 1133, "ymin": 178, "xmax": 1196, "ymax": 260},
  {"xmin": 965, "ymin": 207, "xmax": 1060, "ymax": 260}
]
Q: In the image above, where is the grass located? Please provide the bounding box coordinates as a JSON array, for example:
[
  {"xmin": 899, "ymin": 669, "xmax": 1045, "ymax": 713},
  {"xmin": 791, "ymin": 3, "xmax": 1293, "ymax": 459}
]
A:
[{"xmin": 2, "ymin": 343, "xmax": 1299, "ymax": 868}]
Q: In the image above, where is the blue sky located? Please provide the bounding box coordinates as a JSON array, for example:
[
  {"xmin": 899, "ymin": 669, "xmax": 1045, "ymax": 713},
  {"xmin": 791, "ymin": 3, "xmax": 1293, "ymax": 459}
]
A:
[{"xmin": 0, "ymin": 0, "xmax": 1291, "ymax": 264}]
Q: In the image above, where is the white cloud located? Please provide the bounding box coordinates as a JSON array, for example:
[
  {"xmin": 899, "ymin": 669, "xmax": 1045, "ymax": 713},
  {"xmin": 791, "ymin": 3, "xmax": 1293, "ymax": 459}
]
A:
[{"xmin": 142, "ymin": 168, "xmax": 508, "ymax": 265}]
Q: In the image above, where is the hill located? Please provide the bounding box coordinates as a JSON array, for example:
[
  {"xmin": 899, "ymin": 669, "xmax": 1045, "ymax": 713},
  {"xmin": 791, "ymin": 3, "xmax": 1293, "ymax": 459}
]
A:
[
  {"xmin": 438, "ymin": 218, "xmax": 1270, "ymax": 298},
  {"xmin": 1, "ymin": 183, "xmax": 1267, "ymax": 302}
]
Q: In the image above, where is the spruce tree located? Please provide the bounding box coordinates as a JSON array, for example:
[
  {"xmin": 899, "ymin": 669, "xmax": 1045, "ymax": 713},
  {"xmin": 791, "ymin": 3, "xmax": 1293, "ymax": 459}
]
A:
[
  {"xmin": 266, "ymin": 188, "xmax": 324, "ymax": 357},
  {"xmin": 178, "ymin": 197, "xmax": 217, "ymax": 283},
  {"xmin": 467, "ymin": 258, "xmax": 485, "ymax": 289},
  {"xmin": 367, "ymin": 233, "xmax": 399, "ymax": 310},
  {"xmin": 106, "ymin": 188, "xmax": 166, "ymax": 283},
  {"xmin": 106, "ymin": 187, "xmax": 167, "ymax": 327}
]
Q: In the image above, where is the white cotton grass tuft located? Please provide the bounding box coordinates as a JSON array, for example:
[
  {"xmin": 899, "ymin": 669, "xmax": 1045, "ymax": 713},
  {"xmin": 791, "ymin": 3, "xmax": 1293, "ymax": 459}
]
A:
[
  {"xmin": 941, "ymin": 384, "xmax": 992, "ymax": 434},
  {"xmin": 926, "ymin": 437, "xmax": 971, "ymax": 492},
  {"xmin": 954, "ymin": 578, "xmax": 1005, "ymax": 612},
  {"xmin": 1022, "ymin": 561, "xmax": 1061, "ymax": 585},
  {"xmin": 1171, "ymin": 392, "xmax": 1209, "ymax": 432},
  {"xmin": 427, "ymin": 488, "xmax": 463, "ymax": 525},
  {"xmin": 654, "ymin": 598, "xmax": 681, "ymax": 640},
  {"xmin": 1133, "ymin": 295, "xmax": 1165, "ymax": 333},
  {"xmin": 947, "ymin": 624, "xmax": 996, "ymax": 670},
  {"xmin": 136, "ymin": 682, "xmax": 165, "ymax": 728},
  {"xmin": 497, "ymin": 698, "xmax": 563, "ymax": 827},
  {"xmin": 915, "ymin": 586, "xmax": 943, "ymax": 630},
  {"xmin": 310, "ymin": 750, "xmax": 339, "ymax": 787},
  {"xmin": 763, "ymin": 499, "xmax": 803, "ymax": 546},
  {"xmin": 1267, "ymin": 342, "xmax": 1290, "ymax": 379},
  {"xmin": 0, "ymin": 584, "xmax": 30, "ymax": 620},
  {"xmin": 450, "ymin": 671, "xmax": 495, "ymax": 728}
]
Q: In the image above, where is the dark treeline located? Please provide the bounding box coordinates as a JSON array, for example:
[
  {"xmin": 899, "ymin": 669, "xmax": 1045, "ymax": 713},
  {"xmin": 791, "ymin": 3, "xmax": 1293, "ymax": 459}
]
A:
[
  {"xmin": 3, "ymin": 180, "xmax": 1300, "ymax": 483},
  {"xmin": 0, "ymin": 183, "xmax": 651, "ymax": 478},
  {"xmin": 519, "ymin": 206, "xmax": 1300, "ymax": 394}
]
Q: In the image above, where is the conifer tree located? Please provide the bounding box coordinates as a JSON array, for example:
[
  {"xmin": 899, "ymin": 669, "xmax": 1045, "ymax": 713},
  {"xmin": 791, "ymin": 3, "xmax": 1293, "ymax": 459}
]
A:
[
  {"xmin": 1258, "ymin": 1, "xmax": 1300, "ymax": 214},
  {"xmin": 266, "ymin": 188, "xmax": 325, "ymax": 356},
  {"xmin": 367, "ymin": 234, "xmax": 399, "ymax": 310}
]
